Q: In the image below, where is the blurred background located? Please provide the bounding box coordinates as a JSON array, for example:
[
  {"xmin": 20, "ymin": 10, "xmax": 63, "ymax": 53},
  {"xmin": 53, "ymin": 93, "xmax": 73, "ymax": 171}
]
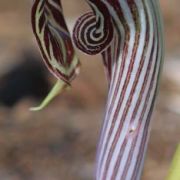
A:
[{"xmin": 0, "ymin": 0, "xmax": 179, "ymax": 179}]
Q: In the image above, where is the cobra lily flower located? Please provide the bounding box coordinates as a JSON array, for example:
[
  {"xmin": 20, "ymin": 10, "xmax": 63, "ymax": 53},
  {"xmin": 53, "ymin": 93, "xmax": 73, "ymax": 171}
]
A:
[{"xmin": 31, "ymin": 0, "xmax": 164, "ymax": 179}]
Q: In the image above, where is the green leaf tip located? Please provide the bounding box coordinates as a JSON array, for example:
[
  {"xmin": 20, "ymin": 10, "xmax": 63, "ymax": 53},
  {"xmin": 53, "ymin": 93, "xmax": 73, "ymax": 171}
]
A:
[
  {"xmin": 167, "ymin": 144, "xmax": 180, "ymax": 180},
  {"xmin": 30, "ymin": 80, "xmax": 70, "ymax": 111}
]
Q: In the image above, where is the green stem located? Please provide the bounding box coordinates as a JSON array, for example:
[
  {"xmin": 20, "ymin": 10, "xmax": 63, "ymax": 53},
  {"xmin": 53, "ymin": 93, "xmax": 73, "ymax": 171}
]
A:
[
  {"xmin": 30, "ymin": 80, "xmax": 69, "ymax": 111},
  {"xmin": 167, "ymin": 144, "xmax": 180, "ymax": 180}
]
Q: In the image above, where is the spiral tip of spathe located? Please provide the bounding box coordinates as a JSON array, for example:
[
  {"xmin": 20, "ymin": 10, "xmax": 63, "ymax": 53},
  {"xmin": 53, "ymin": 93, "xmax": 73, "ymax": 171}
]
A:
[{"xmin": 73, "ymin": 12, "xmax": 114, "ymax": 55}]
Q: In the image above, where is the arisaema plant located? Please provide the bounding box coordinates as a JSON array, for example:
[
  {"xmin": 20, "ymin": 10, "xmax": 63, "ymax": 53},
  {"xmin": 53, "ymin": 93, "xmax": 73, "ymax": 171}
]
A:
[{"xmin": 30, "ymin": 0, "xmax": 166, "ymax": 179}]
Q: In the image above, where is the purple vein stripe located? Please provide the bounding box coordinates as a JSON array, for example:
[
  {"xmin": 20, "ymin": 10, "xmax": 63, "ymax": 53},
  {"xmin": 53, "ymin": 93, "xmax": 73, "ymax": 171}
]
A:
[{"xmin": 73, "ymin": 0, "xmax": 163, "ymax": 179}]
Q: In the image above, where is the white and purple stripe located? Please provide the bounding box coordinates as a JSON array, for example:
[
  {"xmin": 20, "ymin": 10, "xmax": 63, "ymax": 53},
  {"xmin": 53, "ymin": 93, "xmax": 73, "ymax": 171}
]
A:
[{"xmin": 73, "ymin": 0, "xmax": 164, "ymax": 179}]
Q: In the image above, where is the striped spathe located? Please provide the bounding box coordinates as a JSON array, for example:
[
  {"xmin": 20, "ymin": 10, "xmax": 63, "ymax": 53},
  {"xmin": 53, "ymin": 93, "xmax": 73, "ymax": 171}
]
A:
[{"xmin": 73, "ymin": 0, "xmax": 164, "ymax": 179}]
